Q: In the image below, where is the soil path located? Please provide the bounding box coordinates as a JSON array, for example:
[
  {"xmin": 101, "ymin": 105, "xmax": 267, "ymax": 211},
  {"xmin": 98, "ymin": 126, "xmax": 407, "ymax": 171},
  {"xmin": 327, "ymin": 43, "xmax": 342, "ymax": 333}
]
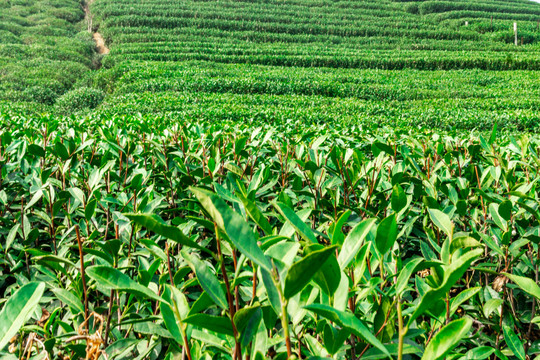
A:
[
  {"xmin": 93, "ymin": 32, "xmax": 109, "ymax": 55},
  {"xmin": 83, "ymin": 0, "xmax": 110, "ymax": 55}
]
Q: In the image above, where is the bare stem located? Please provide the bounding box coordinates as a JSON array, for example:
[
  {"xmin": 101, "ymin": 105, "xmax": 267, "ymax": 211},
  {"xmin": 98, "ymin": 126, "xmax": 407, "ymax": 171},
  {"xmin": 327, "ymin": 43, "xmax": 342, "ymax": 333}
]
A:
[
  {"xmin": 166, "ymin": 242, "xmax": 174, "ymax": 286},
  {"xmin": 22, "ymin": 196, "xmax": 31, "ymax": 275},
  {"xmin": 397, "ymin": 297, "xmax": 405, "ymax": 360},
  {"xmin": 250, "ymin": 262, "xmax": 257, "ymax": 305},
  {"xmin": 272, "ymin": 265, "xmax": 292, "ymax": 358},
  {"xmin": 446, "ymin": 292, "xmax": 450, "ymax": 325},
  {"xmin": 104, "ymin": 290, "xmax": 114, "ymax": 345},
  {"xmin": 527, "ymin": 251, "xmax": 539, "ymax": 349},
  {"xmin": 215, "ymin": 223, "xmax": 241, "ymax": 360},
  {"xmin": 75, "ymin": 225, "xmax": 89, "ymax": 326},
  {"xmin": 166, "ymin": 242, "xmax": 192, "ymax": 360}
]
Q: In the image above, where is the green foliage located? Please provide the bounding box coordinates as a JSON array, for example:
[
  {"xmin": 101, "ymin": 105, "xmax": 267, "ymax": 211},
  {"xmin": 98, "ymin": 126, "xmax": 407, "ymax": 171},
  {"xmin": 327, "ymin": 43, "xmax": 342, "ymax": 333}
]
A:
[
  {"xmin": 284, "ymin": 246, "xmax": 338, "ymax": 299},
  {"xmin": 0, "ymin": 282, "xmax": 45, "ymax": 351},
  {"xmin": 3, "ymin": 0, "xmax": 540, "ymax": 358},
  {"xmin": 21, "ymin": 86, "xmax": 58, "ymax": 105},
  {"xmin": 420, "ymin": 318, "xmax": 473, "ymax": 360},
  {"xmin": 0, "ymin": 0, "xmax": 95, "ymax": 104},
  {"xmin": 55, "ymin": 87, "xmax": 105, "ymax": 113},
  {"xmin": 0, "ymin": 115, "xmax": 538, "ymax": 358}
]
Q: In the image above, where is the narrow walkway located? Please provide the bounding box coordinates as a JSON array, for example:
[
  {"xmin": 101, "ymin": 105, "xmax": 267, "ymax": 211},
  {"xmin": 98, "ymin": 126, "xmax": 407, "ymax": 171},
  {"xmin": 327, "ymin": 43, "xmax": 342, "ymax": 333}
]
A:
[
  {"xmin": 83, "ymin": 0, "xmax": 110, "ymax": 56},
  {"xmin": 93, "ymin": 32, "xmax": 109, "ymax": 55}
]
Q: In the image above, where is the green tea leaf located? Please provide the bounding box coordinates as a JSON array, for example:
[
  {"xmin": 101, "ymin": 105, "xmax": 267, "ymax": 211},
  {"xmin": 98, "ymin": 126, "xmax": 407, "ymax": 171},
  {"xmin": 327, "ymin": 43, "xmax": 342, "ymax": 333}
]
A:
[
  {"xmin": 329, "ymin": 210, "xmax": 351, "ymax": 246},
  {"xmin": 421, "ymin": 318, "xmax": 472, "ymax": 360},
  {"xmin": 0, "ymin": 282, "xmax": 45, "ymax": 350},
  {"xmin": 304, "ymin": 304, "xmax": 391, "ymax": 358},
  {"xmin": 483, "ymin": 298, "xmax": 503, "ymax": 319},
  {"xmin": 273, "ymin": 201, "xmax": 317, "ymax": 244},
  {"xmin": 498, "ymin": 200, "xmax": 512, "ymax": 221},
  {"xmin": 449, "ymin": 287, "xmax": 481, "ymax": 316},
  {"xmin": 68, "ymin": 187, "xmax": 85, "ymax": 206},
  {"xmin": 489, "ymin": 203, "xmax": 508, "ymax": 232},
  {"xmin": 450, "ymin": 236, "xmax": 482, "ymax": 254},
  {"xmin": 260, "ymin": 267, "xmax": 281, "ymax": 316},
  {"xmin": 5, "ymin": 224, "xmax": 18, "ymax": 253},
  {"xmin": 190, "ymin": 187, "xmax": 273, "ymax": 272},
  {"xmin": 54, "ymin": 141, "xmax": 69, "ymax": 160},
  {"xmin": 338, "ymin": 218, "xmax": 376, "ymax": 269},
  {"xmin": 391, "ymin": 184, "xmax": 407, "ymax": 213},
  {"xmin": 85, "ymin": 198, "xmax": 97, "ymax": 220},
  {"xmin": 237, "ymin": 191, "xmax": 273, "ymax": 236},
  {"xmin": 184, "ymin": 314, "xmax": 234, "ymax": 336},
  {"xmin": 125, "ymin": 213, "xmax": 211, "ymax": 254},
  {"xmin": 312, "ymin": 252, "xmax": 341, "ymax": 297},
  {"xmin": 504, "ymin": 273, "xmax": 540, "ymax": 301},
  {"xmin": 86, "ymin": 266, "xmax": 164, "ymax": 302},
  {"xmin": 462, "ymin": 347, "xmax": 495, "ymax": 360},
  {"xmin": 503, "ymin": 325, "xmax": 526, "ymax": 360},
  {"xmin": 375, "ymin": 214, "xmax": 397, "ymax": 255},
  {"xmin": 428, "ymin": 209, "xmax": 454, "ymax": 241},
  {"xmin": 396, "ymin": 257, "xmax": 424, "ymax": 295},
  {"xmin": 52, "ymin": 288, "xmax": 84, "ymax": 314},
  {"xmin": 234, "ymin": 303, "xmax": 260, "ymax": 333},
  {"xmin": 182, "ymin": 251, "xmax": 228, "ymax": 311},
  {"xmin": 407, "ymin": 248, "xmax": 482, "ymax": 327},
  {"xmin": 28, "ymin": 144, "xmax": 45, "ymax": 157},
  {"xmin": 284, "ymin": 245, "xmax": 337, "ymax": 299},
  {"xmin": 161, "ymin": 285, "xmax": 190, "ymax": 343}
]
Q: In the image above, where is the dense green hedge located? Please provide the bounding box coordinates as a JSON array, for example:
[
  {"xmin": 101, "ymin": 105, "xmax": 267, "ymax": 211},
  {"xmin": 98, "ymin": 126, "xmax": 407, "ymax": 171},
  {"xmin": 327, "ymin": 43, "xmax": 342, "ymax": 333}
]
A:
[
  {"xmin": 0, "ymin": 0, "xmax": 96, "ymax": 105},
  {"xmin": 55, "ymin": 87, "xmax": 106, "ymax": 113}
]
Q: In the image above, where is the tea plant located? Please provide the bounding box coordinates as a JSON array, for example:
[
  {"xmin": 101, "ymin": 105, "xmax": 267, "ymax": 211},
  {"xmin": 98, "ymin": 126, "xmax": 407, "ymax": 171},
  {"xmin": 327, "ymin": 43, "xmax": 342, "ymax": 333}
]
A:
[
  {"xmin": 0, "ymin": 0, "xmax": 95, "ymax": 105},
  {"xmin": 3, "ymin": 0, "xmax": 540, "ymax": 358},
  {"xmin": 1, "ymin": 116, "xmax": 540, "ymax": 359}
]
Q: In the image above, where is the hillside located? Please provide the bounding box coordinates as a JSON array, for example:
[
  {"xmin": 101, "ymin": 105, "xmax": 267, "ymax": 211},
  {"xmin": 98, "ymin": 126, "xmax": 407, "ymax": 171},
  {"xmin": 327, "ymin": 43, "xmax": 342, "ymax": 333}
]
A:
[
  {"xmin": 0, "ymin": 0, "xmax": 96, "ymax": 110},
  {"xmin": 1, "ymin": 0, "xmax": 540, "ymax": 130},
  {"xmin": 93, "ymin": 0, "xmax": 540, "ymax": 67},
  {"xmin": 3, "ymin": 1, "xmax": 540, "ymax": 360},
  {"xmin": 87, "ymin": 0, "xmax": 540, "ymax": 131}
]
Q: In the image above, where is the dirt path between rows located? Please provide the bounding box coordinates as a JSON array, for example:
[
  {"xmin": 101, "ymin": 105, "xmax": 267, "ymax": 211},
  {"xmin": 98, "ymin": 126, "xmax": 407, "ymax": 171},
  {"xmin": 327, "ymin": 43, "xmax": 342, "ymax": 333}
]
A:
[
  {"xmin": 93, "ymin": 32, "xmax": 109, "ymax": 55},
  {"xmin": 83, "ymin": 0, "xmax": 110, "ymax": 56}
]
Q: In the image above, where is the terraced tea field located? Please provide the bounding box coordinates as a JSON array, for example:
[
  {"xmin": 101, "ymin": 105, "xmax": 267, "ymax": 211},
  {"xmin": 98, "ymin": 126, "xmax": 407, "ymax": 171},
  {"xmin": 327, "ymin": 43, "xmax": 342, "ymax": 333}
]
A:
[{"xmin": 2, "ymin": 0, "xmax": 540, "ymax": 359}]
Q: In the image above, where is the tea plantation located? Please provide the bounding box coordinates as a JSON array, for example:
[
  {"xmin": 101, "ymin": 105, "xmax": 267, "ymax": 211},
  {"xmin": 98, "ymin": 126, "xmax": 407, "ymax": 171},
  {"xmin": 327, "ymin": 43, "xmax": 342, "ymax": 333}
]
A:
[{"xmin": 2, "ymin": 0, "xmax": 540, "ymax": 359}]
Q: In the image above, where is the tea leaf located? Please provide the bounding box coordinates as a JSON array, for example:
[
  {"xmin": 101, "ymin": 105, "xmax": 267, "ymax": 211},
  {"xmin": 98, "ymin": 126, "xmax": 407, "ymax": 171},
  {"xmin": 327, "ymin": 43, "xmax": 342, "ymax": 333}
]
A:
[
  {"xmin": 421, "ymin": 318, "xmax": 472, "ymax": 360},
  {"xmin": 0, "ymin": 282, "xmax": 45, "ymax": 350}
]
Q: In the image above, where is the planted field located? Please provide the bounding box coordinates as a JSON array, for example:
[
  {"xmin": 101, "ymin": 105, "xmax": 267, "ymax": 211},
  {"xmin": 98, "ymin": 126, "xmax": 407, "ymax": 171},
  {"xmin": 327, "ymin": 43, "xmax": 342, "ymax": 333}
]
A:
[
  {"xmin": 0, "ymin": 0, "xmax": 97, "ymax": 109},
  {"xmin": 83, "ymin": 0, "xmax": 540, "ymax": 130},
  {"xmin": 2, "ymin": 116, "xmax": 540, "ymax": 359},
  {"xmin": 96, "ymin": 63, "xmax": 540, "ymax": 131},
  {"xmin": 2, "ymin": 0, "xmax": 540, "ymax": 359}
]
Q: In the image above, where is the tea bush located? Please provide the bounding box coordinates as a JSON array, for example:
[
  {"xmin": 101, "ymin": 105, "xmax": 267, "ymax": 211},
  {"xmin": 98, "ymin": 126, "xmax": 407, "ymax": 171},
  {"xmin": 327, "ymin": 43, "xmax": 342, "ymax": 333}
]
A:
[
  {"xmin": 0, "ymin": 114, "xmax": 540, "ymax": 359},
  {"xmin": 55, "ymin": 87, "xmax": 106, "ymax": 113},
  {"xmin": 2, "ymin": 0, "xmax": 540, "ymax": 358}
]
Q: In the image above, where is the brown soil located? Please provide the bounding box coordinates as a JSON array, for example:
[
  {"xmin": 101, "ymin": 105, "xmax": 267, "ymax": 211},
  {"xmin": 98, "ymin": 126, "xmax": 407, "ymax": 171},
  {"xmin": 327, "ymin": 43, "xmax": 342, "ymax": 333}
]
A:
[
  {"xmin": 83, "ymin": 0, "xmax": 110, "ymax": 55},
  {"xmin": 93, "ymin": 32, "xmax": 109, "ymax": 55}
]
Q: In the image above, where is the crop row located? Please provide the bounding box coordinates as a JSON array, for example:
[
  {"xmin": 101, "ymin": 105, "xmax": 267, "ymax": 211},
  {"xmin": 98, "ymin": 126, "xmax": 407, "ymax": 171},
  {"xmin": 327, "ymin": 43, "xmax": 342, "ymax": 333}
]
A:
[
  {"xmin": 417, "ymin": 1, "xmax": 540, "ymax": 17},
  {"xmin": 91, "ymin": 0, "xmax": 540, "ymax": 52},
  {"xmin": 90, "ymin": 91, "xmax": 540, "ymax": 132},
  {"xmin": 102, "ymin": 48, "xmax": 540, "ymax": 71},
  {"xmin": 105, "ymin": 29, "xmax": 523, "ymax": 52},
  {"xmin": 97, "ymin": 16, "xmax": 474, "ymax": 42},
  {"xmin": 90, "ymin": 0, "xmax": 540, "ymax": 72},
  {"xmin": 107, "ymin": 62, "xmax": 540, "ymax": 101}
]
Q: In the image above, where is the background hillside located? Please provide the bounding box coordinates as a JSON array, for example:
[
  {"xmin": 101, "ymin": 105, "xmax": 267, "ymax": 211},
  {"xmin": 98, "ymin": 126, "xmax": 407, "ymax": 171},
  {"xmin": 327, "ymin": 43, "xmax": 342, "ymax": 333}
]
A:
[
  {"xmin": 2, "ymin": 0, "xmax": 540, "ymax": 130},
  {"xmin": 87, "ymin": 0, "xmax": 540, "ymax": 131}
]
